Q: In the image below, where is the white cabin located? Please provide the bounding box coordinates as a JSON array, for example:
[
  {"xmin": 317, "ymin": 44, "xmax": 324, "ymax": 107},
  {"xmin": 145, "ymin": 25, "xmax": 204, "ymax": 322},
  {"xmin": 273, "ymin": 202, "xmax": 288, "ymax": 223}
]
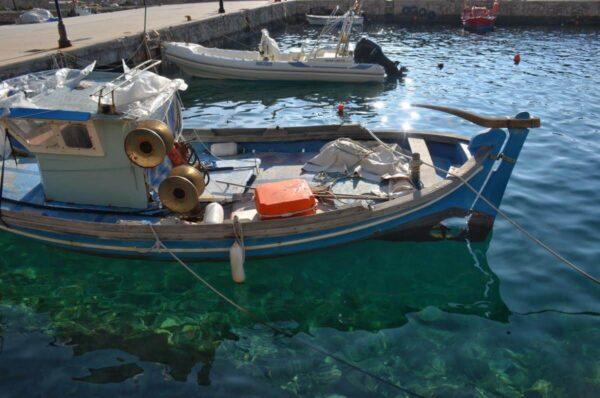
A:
[{"xmin": 0, "ymin": 62, "xmax": 186, "ymax": 209}]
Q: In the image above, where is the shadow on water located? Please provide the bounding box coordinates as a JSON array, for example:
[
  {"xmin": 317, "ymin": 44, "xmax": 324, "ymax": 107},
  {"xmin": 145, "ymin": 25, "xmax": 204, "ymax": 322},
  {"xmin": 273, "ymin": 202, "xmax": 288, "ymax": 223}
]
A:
[
  {"xmin": 0, "ymin": 234, "xmax": 507, "ymax": 387},
  {"xmin": 180, "ymin": 78, "xmax": 398, "ymax": 109}
]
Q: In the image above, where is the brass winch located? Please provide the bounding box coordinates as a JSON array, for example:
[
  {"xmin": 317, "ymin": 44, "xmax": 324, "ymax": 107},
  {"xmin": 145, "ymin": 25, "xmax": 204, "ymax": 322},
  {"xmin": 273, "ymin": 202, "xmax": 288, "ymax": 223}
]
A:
[
  {"xmin": 124, "ymin": 120, "xmax": 174, "ymax": 168},
  {"xmin": 159, "ymin": 164, "xmax": 208, "ymax": 213}
]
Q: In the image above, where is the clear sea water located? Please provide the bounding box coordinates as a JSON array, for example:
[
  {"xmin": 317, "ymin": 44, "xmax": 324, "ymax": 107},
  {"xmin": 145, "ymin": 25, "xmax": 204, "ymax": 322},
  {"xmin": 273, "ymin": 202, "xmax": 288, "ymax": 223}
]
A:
[{"xmin": 1, "ymin": 24, "xmax": 599, "ymax": 397}]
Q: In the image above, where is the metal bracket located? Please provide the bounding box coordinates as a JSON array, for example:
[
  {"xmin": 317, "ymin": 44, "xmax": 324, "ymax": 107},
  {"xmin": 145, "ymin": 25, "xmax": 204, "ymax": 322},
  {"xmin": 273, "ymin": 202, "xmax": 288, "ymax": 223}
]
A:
[{"xmin": 492, "ymin": 153, "xmax": 517, "ymax": 164}]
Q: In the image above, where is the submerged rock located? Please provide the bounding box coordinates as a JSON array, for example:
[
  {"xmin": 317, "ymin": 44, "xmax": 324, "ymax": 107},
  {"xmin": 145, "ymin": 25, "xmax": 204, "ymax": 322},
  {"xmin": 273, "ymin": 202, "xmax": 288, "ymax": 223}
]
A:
[
  {"xmin": 417, "ymin": 306, "xmax": 443, "ymax": 323},
  {"xmin": 73, "ymin": 363, "xmax": 144, "ymax": 384}
]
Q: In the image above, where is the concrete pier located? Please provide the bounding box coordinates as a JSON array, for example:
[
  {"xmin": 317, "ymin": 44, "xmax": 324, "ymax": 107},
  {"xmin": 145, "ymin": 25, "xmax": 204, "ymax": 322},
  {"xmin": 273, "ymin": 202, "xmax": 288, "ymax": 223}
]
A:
[
  {"xmin": 0, "ymin": 1, "xmax": 282, "ymax": 79},
  {"xmin": 0, "ymin": 0, "xmax": 598, "ymax": 80}
]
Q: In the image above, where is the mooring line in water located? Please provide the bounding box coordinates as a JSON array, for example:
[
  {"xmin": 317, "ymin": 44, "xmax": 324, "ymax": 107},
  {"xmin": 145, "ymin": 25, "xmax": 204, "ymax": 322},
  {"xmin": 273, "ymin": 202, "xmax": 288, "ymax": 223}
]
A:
[
  {"xmin": 363, "ymin": 128, "xmax": 600, "ymax": 286},
  {"xmin": 0, "ymin": 132, "xmax": 9, "ymax": 228},
  {"xmin": 147, "ymin": 225, "xmax": 425, "ymax": 398}
]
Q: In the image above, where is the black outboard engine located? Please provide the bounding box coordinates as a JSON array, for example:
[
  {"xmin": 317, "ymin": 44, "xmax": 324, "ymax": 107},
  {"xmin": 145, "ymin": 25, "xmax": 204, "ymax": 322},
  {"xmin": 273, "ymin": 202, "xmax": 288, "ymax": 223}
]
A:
[{"xmin": 354, "ymin": 38, "xmax": 406, "ymax": 78}]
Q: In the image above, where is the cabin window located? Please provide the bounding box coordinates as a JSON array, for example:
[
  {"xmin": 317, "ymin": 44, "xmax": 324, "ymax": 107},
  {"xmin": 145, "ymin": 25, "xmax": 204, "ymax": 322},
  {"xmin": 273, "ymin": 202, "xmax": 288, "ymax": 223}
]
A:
[
  {"xmin": 5, "ymin": 118, "xmax": 104, "ymax": 157},
  {"xmin": 7, "ymin": 119, "xmax": 57, "ymax": 147},
  {"xmin": 60, "ymin": 123, "xmax": 93, "ymax": 149}
]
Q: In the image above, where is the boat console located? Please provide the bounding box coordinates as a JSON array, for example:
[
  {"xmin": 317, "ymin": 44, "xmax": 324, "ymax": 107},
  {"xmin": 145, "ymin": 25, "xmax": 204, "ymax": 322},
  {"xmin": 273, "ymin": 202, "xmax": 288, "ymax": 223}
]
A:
[{"xmin": 0, "ymin": 62, "xmax": 186, "ymax": 210}]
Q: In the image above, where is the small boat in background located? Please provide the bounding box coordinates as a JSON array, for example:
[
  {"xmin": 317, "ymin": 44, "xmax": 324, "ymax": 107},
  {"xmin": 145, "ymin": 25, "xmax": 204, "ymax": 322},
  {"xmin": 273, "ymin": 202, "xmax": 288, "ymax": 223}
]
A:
[
  {"xmin": 164, "ymin": 17, "xmax": 403, "ymax": 82},
  {"xmin": 462, "ymin": 0, "xmax": 500, "ymax": 33}
]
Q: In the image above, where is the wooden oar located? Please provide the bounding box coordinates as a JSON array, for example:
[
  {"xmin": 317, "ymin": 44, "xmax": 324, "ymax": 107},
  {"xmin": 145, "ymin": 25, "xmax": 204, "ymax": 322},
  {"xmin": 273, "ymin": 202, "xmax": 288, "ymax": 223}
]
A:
[{"xmin": 413, "ymin": 104, "xmax": 541, "ymax": 129}]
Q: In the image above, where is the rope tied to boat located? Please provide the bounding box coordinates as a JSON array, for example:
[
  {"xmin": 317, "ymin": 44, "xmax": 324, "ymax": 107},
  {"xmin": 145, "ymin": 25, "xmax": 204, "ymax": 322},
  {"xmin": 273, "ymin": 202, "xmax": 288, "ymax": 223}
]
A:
[
  {"xmin": 146, "ymin": 228, "xmax": 164, "ymax": 254},
  {"xmin": 232, "ymin": 215, "xmax": 245, "ymax": 250},
  {"xmin": 147, "ymin": 224, "xmax": 425, "ymax": 397},
  {"xmin": 0, "ymin": 131, "xmax": 10, "ymax": 228},
  {"xmin": 363, "ymin": 128, "xmax": 600, "ymax": 285}
]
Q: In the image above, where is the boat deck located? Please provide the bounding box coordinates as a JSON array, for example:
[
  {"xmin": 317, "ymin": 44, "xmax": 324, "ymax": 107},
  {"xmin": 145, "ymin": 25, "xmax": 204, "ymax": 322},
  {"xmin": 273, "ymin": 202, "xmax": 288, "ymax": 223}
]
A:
[{"xmin": 1, "ymin": 134, "xmax": 466, "ymax": 225}]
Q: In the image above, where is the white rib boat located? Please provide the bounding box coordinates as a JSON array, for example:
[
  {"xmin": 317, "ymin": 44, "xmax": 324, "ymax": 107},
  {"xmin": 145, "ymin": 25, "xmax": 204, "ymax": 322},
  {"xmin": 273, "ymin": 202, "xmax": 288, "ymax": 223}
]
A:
[
  {"xmin": 163, "ymin": 11, "xmax": 403, "ymax": 83},
  {"xmin": 163, "ymin": 40, "xmax": 383, "ymax": 83}
]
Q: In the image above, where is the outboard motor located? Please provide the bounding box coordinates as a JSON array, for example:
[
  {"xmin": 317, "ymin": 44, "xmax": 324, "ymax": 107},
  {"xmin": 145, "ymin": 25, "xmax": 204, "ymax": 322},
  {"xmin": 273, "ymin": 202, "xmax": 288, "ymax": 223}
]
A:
[{"xmin": 354, "ymin": 38, "xmax": 406, "ymax": 78}]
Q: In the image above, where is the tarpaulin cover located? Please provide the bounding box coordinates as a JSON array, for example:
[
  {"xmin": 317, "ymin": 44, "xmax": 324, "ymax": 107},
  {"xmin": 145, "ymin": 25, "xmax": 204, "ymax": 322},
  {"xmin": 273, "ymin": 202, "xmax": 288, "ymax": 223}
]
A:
[{"xmin": 302, "ymin": 138, "xmax": 409, "ymax": 182}]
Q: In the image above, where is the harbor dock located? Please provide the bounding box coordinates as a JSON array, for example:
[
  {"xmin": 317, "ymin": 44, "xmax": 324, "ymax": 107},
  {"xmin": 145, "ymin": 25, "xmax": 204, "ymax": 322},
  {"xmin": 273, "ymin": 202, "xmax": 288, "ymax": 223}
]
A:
[{"xmin": 0, "ymin": 0, "xmax": 598, "ymax": 79}]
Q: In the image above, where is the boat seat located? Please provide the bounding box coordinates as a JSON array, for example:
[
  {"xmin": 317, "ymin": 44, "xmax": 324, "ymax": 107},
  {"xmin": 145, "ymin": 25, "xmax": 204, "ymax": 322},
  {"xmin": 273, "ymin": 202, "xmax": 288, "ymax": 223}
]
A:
[
  {"xmin": 408, "ymin": 137, "xmax": 442, "ymax": 188},
  {"xmin": 199, "ymin": 158, "xmax": 261, "ymax": 202}
]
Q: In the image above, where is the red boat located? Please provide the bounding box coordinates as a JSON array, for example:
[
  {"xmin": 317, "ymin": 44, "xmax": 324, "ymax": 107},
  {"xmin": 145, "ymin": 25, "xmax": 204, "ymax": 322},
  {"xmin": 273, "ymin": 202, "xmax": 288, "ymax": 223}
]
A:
[{"xmin": 462, "ymin": 1, "xmax": 500, "ymax": 33}]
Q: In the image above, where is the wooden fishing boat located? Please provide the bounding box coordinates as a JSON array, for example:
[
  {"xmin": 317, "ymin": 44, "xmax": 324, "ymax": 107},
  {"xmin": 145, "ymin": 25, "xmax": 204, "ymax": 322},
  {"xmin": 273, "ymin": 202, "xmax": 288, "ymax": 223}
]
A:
[
  {"xmin": 462, "ymin": 0, "xmax": 500, "ymax": 33},
  {"xmin": 0, "ymin": 64, "xmax": 540, "ymax": 266}
]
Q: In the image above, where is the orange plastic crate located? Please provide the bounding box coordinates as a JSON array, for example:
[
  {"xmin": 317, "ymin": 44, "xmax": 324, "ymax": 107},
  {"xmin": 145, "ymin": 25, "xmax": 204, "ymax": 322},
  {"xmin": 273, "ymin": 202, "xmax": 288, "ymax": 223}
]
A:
[{"xmin": 254, "ymin": 179, "xmax": 317, "ymax": 219}]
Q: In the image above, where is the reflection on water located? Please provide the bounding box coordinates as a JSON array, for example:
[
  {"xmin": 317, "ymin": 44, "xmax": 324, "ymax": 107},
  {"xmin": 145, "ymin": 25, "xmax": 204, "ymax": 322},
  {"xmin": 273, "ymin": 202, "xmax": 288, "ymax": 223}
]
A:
[
  {"xmin": 181, "ymin": 78, "xmax": 400, "ymax": 129},
  {"xmin": 1, "ymin": 24, "xmax": 600, "ymax": 397},
  {"xmin": 183, "ymin": 79, "xmax": 398, "ymax": 108}
]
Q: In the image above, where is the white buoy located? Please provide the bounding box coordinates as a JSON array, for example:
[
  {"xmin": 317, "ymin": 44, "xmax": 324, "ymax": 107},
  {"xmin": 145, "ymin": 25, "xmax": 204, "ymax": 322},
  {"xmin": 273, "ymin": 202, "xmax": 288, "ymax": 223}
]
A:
[
  {"xmin": 229, "ymin": 241, "xmax": 246, "ymax": 283},
  {"xmin": 203, "ymin": 202, "xmax": 224, "ymax": 224},
  {"xmin": 210, "ymin": 142, "xmax": 238, "ymax": 157}
]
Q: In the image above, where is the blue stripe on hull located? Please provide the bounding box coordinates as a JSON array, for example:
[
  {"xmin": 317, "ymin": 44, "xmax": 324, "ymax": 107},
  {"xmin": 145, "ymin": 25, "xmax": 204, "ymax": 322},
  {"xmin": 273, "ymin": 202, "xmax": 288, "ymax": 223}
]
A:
[{"xmin": 1, "ymin": 173, "xmax": 488, "ymax": 261}]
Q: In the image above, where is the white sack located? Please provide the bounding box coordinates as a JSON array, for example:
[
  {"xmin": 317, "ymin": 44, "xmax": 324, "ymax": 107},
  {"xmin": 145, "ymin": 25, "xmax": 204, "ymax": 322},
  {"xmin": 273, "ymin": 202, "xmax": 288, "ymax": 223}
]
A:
[
  {"xmin": 93, "ymin": 69, "xmax": 187, "ymax": 118},
  {"xmin": 259, "ymin": 29, "xmax": 281, "ymax": 60},
  {"xmin": 18, "ymin": 9, "xmax": 53, "ymax": 24},
  {"xmin": 0, "ymin": 62, "xmax": 96, "ymax": 111},
  {"xmin": 303, "ymin": 138, "xmax": 409, "ymax": 182}
]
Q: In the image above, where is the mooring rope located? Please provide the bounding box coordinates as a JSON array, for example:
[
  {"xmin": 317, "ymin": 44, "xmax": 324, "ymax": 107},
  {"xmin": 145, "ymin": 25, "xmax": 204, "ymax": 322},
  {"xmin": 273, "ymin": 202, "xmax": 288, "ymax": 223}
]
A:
[
  {"xmin": 0, "ymin": 134, "xmax": 6, "ymax": 227},
  {"xmin": 363, "ymin": 128, "xmax": 600, "ymax": 285},
  {"xmin": 232, "ymin": 215, "xmax": 245, "ymax": 252},
  {"xmin": 147, "ymin": 224, "xmax": 425, "ymax": 397}
]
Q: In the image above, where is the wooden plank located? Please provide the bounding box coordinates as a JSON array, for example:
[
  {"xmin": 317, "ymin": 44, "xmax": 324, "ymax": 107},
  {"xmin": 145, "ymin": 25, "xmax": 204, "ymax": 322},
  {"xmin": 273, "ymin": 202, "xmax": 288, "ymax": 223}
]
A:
[
  {"xmin": 413, "ymin": 104, "xmax": 541, "ymax": 129},
  {"xmin": 408, "ymin": 137, "xmax": 442, "ymax": 188}
]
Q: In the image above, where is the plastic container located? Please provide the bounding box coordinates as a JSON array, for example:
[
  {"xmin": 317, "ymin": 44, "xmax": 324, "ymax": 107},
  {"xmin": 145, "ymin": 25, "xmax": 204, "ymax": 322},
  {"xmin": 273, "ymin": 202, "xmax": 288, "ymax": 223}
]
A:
[
  {"xmin": 254, "ymin": 179, "xmax": 317, "ymax": 219},
  {"xmin": 203, "ymin": 202, "xmax": 224, "ymax": 224},
  {"xmin": 210, "ymin": 142, "xmax": 238, "ymax": 157}
]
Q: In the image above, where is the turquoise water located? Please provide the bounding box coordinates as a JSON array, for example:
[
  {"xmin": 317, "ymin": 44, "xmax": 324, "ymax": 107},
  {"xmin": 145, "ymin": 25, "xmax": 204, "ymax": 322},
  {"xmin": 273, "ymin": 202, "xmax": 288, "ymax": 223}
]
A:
[{"xmin": 1, "ymin": 25, "xmax": 599, "ymax": 397}]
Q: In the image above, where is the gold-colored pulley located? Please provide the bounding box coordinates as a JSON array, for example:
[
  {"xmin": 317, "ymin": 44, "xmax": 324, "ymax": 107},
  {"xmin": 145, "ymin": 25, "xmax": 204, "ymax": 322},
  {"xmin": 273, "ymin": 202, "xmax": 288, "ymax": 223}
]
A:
[
  {"xmin": 124, "ymin": 120, "xmax": 174, "ymax": 168},
  {"xmin": 158, "ymin": 165, "xmax": 207, "ymax": 213}
]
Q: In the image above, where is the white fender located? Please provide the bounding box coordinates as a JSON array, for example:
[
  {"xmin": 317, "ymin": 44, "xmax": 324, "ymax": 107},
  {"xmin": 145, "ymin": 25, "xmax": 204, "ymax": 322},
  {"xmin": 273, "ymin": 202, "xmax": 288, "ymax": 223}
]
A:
[{"xmin": 229, "ymin": 241, "xmax": 246, "ymax": 283}]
